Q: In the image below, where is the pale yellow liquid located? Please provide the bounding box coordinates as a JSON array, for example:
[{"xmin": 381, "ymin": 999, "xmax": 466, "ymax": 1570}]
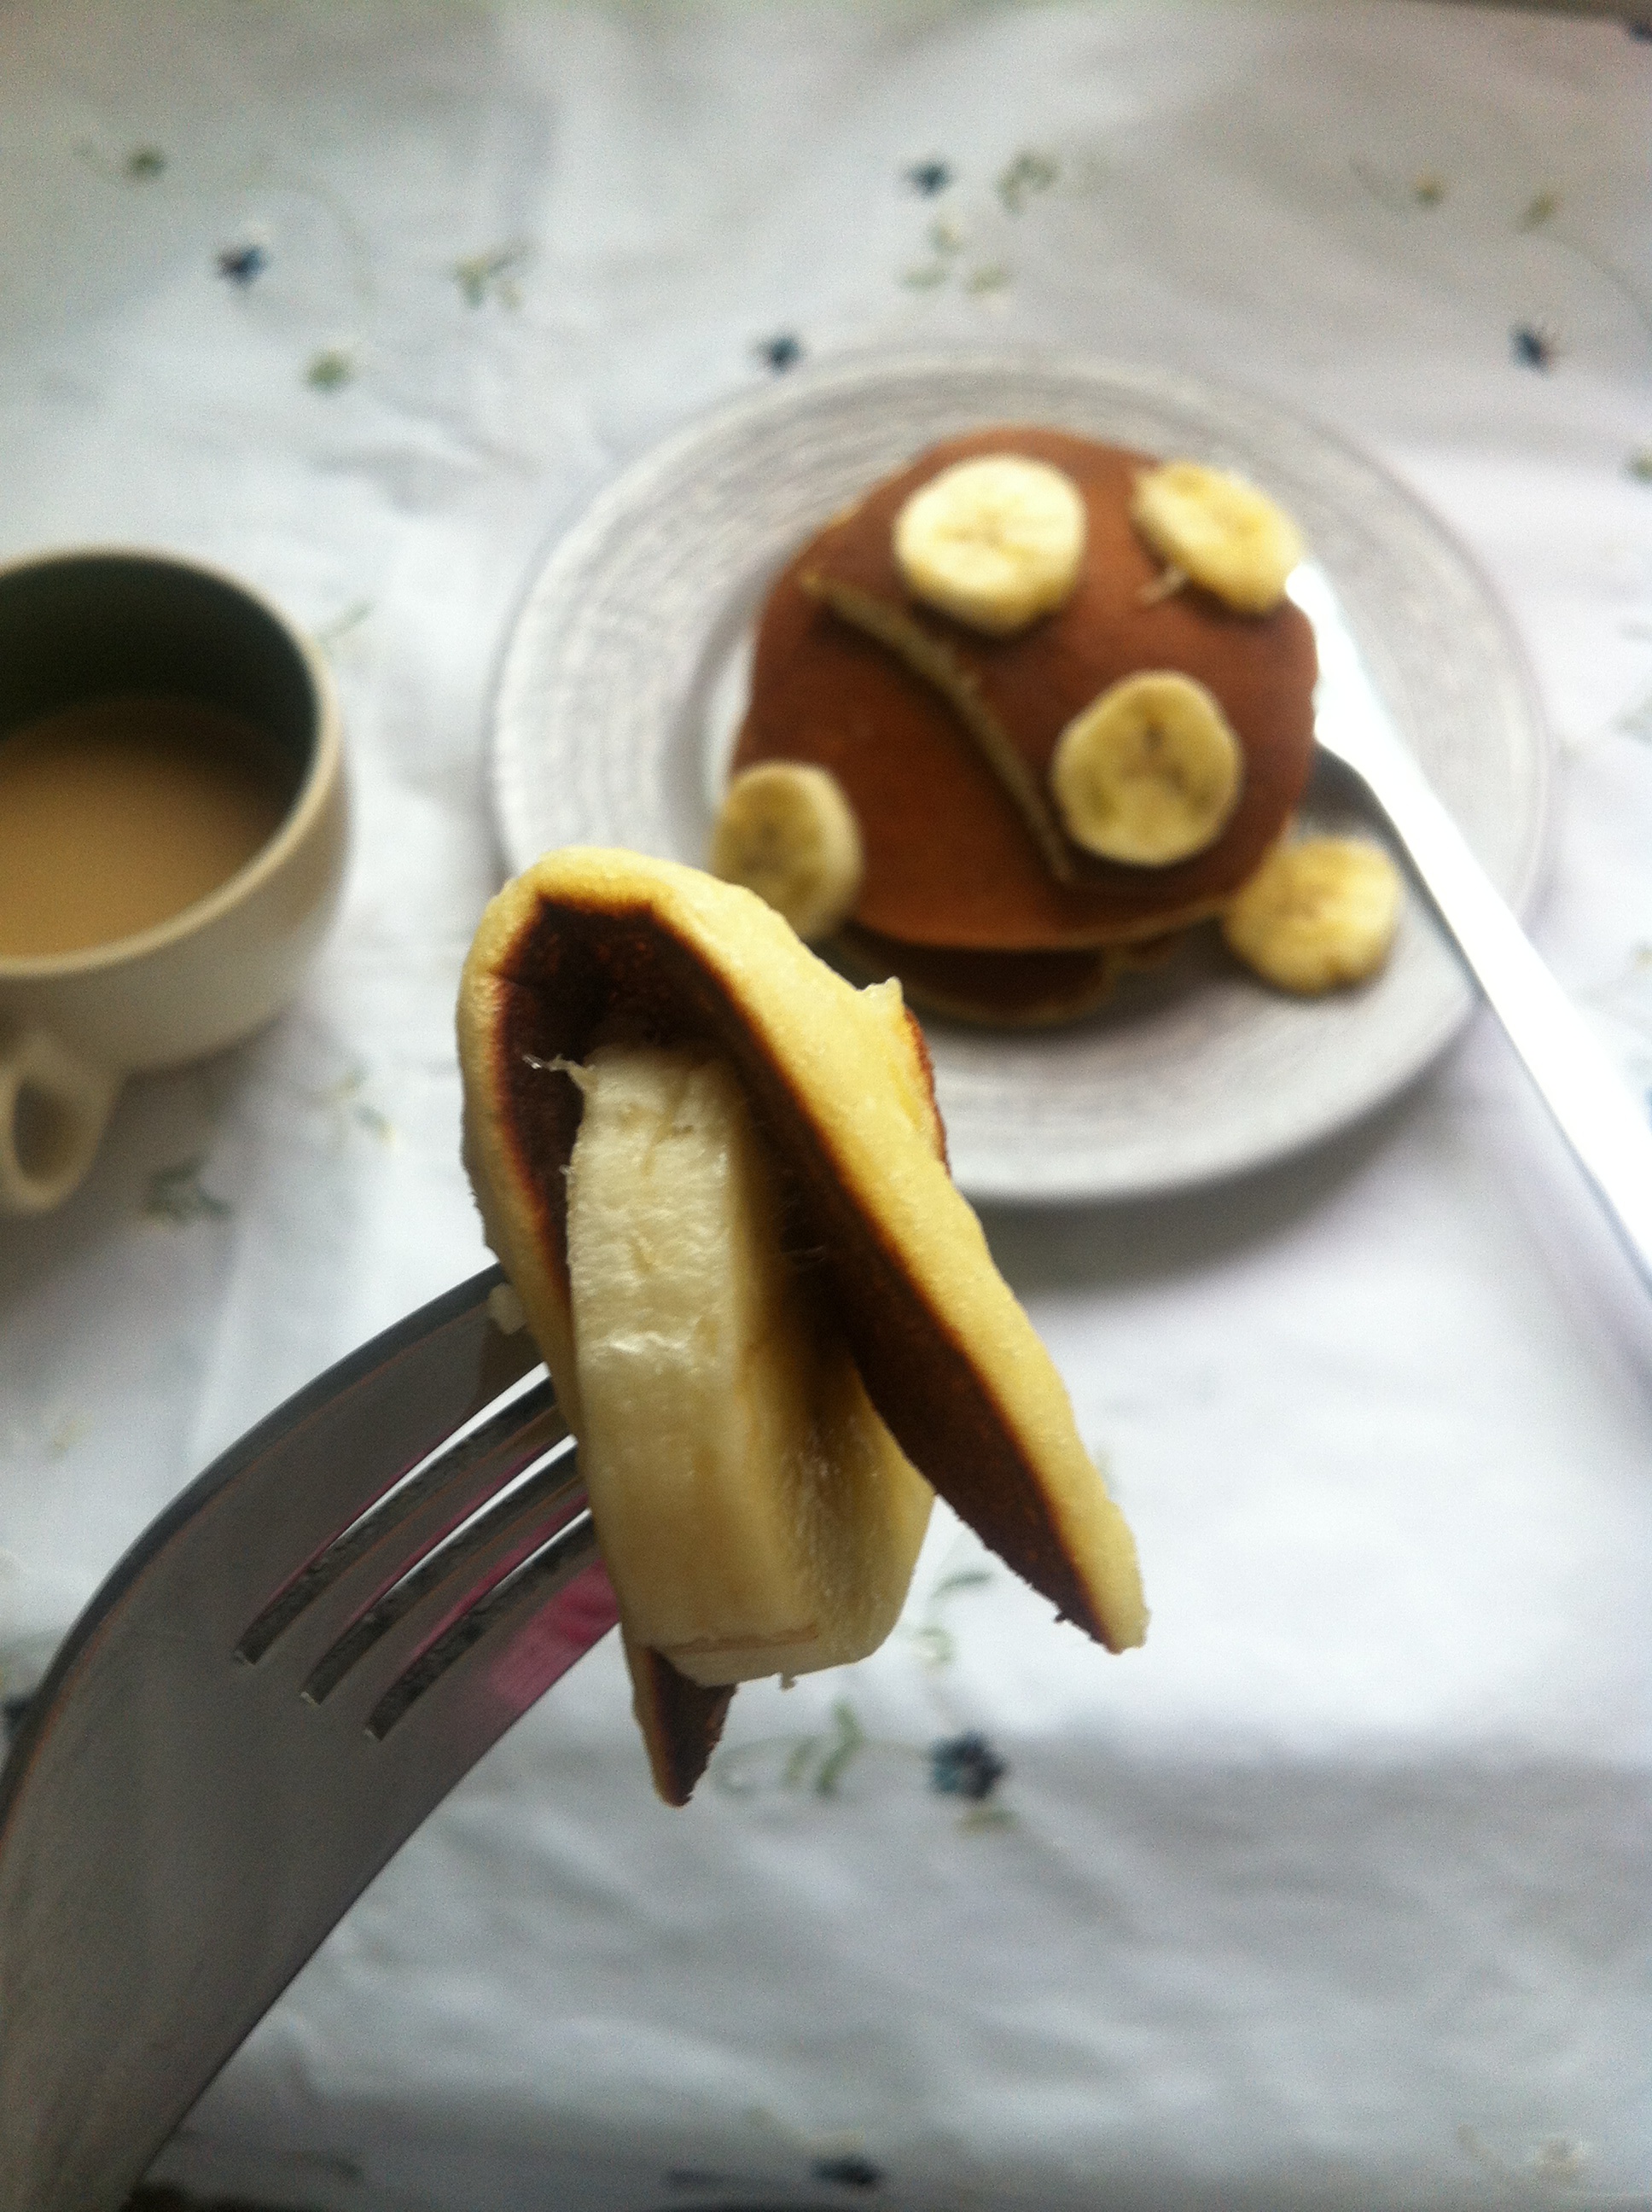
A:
[{"xmin": 0, "ymin": 695, "xmax": 296, "ymax": 958}]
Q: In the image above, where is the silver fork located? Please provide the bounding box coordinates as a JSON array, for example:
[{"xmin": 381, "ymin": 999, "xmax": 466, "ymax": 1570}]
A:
[
  {"xmin": 0, "ymin": 1263, "xmax": 614, "ymax": 2212},
  {"xmin": 1293, "ymin": 565, "xmax": 1652, "ymax": 1291}
]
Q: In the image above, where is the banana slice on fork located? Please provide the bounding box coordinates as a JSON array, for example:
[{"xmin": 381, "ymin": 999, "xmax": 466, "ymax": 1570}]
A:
[{"xmin": 563, "ymin": 1042, "xmax": 934, "ymax": 1693}]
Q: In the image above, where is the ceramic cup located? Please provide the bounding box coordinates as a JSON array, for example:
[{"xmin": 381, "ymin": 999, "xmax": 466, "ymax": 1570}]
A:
[{"xmin": 0, "ymin": 550, "xmax": 348, "ymax": 1215}]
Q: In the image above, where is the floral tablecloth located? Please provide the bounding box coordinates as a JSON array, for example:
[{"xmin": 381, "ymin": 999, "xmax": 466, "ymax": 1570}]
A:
[{"xmin": 2, "ymin": 4, "xmax": 1650, "ymax": 2208}]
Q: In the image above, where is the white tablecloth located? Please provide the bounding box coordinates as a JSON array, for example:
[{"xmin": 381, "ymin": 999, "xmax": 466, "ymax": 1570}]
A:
[{"xmin": 3, "ymin": 6, "xmax": 1650, "ymax": 2206}]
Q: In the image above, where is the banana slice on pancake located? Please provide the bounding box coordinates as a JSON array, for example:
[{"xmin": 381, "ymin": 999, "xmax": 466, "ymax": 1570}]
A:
[
  {"xmin": 893, "ymin": 453, "xmax": 1088, "ymax": 636},
  {"xmin": 459, "ymin": 850, "xmax": 1147, "ymax": 1801},
  {"xmin": 1050, "ymin": 672, "xmax": 1244, "ymax": 867},
  {"xmin": 1130, "ymin": 461, "xmax": 1304, "ymax": 615}
]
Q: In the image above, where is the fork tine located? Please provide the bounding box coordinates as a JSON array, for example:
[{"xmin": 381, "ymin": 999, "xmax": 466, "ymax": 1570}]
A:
[
  {"xmin": 299, "ymin": 1435, "xmax": 587, "ymax": 1713},
  {"xmin": 236, "ymin": 1377, "xmax": 568, "ymax": 1670},
  {"xmin": 366, "ymin": 1511, "xmax": 613, "ymax": 1743},
  {"xmin": 140, "ymin": 1264, "xmax": 542, "ymax": 1652}
]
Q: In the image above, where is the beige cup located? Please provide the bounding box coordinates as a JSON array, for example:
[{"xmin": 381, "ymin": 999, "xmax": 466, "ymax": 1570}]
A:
[{"xmin": 0, "ymin": 550, "xmax": 348, "ymax": 1214}]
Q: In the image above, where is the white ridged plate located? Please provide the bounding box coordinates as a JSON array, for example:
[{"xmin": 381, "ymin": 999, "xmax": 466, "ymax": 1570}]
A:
[{"xmin": 490, "ymin": 352, "xmax": 1550, "ymax": 1204}]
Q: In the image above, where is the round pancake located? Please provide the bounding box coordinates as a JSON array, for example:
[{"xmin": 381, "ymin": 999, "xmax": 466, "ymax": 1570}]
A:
[{"xmin": 733, "ymin": 427, "xmax": 1318, "ymax": 952}]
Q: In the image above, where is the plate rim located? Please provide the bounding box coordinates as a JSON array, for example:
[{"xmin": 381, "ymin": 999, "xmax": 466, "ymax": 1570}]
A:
[{"xmin": 486, "ymin": 345, "xmax": 1555, "ymax": 1207}]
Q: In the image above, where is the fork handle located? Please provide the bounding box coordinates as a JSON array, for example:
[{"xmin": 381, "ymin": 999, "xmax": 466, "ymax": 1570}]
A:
[{"xmin": 1347, "ymin": 736, "xmax": 1652, "ymax": 1291}]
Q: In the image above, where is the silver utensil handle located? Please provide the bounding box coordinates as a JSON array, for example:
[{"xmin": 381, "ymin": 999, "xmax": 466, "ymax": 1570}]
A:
[{"xmin": 1351, "ymin": 737, "xmax": 1652, "ymax": 1289}]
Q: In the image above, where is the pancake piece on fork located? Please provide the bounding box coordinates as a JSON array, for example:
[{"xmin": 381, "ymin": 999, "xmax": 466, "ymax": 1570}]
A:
[{"xmin": 458, "ymin": 850, "xmax": 1146, "ymax": 1801}]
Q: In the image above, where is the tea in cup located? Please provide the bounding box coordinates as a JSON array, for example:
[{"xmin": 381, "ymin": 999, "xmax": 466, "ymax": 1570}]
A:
[{"xmin": 0, "ymin": 550, "xmax": 348, "ymax": 1214}]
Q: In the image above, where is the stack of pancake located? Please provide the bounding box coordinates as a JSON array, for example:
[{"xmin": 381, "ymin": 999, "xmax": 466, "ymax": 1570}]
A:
[{"xmin": 727, "ymin": 426, "xmax": 1322, "ymax": 1024}]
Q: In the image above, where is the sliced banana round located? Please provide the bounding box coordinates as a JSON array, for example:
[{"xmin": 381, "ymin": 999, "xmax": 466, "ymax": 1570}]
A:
[
  {"xmin": 566, "ymin": 1044, "xmax": 934, "ymax": 1691},
  {"xmin": 1049, "ymin": 671, "xmax": 1243, "ymax": 867},
  {"xmin": 1222, "ymin": 836, "xmax": 1401, "ymax": 994},
  {"xmin": 893, "ymin": 454, "xmax": 1087, "ymax": 636},
  {"xmin": 710, "ymin": 762, "xmax": 864, "ymax": 941},
  {"xmin": 1131, "ymin": 461, "xmax": 1304, "ymax": 614}
]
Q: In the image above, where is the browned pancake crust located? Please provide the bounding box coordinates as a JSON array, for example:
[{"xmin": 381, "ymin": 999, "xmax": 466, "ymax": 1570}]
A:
[
  {"xmin": 734, "ymin": 426, "xmax": 1318, "ymax": 952},
  {"xmin": 624, "ymin": 1635, "xmax": 735, "ymax": 1807}
]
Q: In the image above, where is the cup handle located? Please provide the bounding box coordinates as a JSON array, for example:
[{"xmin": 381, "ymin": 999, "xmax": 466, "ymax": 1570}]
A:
[{"xmin": 0, "ymin": 1029, "xmax": 119, "ymax": 1216}]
